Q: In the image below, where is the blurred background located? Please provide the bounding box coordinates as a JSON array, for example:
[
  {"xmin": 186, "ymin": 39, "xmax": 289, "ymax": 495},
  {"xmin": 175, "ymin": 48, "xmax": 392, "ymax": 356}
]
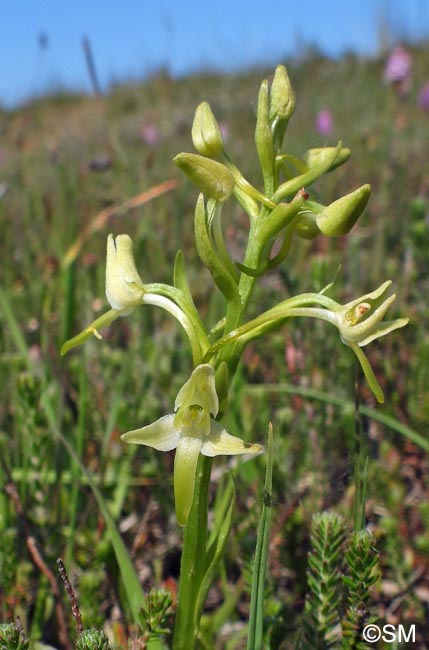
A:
[{"xmin": 1, "ymin": 0, "xmax": 429, "ymax": 108}]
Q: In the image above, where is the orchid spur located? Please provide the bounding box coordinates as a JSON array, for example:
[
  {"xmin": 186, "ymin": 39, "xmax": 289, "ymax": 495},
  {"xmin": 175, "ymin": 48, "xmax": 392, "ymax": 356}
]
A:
[{"xmin": 121, "ymin": 364, "xmax": 262, "ymax": 525}]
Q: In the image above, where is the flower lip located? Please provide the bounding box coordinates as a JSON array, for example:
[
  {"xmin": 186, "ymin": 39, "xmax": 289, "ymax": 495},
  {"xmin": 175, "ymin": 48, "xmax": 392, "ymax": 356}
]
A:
[{"xmin": 105, "ymin": 234, "xmax": 145, "ymax": 312}]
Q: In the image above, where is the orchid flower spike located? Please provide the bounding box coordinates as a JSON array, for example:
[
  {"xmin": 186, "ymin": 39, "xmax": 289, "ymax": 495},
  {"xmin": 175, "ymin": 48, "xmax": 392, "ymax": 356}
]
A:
[{"xmin": 121, "ymin": 364, "xmax": 262, "ymax": 525}]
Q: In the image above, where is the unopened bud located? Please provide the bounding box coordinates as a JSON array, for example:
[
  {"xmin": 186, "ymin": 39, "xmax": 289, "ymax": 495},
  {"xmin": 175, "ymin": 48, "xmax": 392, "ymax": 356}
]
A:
[
  {"xmin": 174, "ymin": 153, "xmax": 234, "ymax": 202},
  {"xmin": 269, "ymin": 65, "xmax": 295, "ymax": 121},
  {"xmin": 255, "ymin": 79, "xmax": 274, "ymax": 185},
  {"xmin": 303, "ymin": 147, "xmax": 351, "ymax": 172},
  {"xmin": 295, "ymin": 214, "xmax": 321, "ymax": 239},
  {"xmin": 192, "ymin": 102, "xmax": 224, "ymax": 157},
  {"xmin": 316, "ymin": 184, "xmax": 371, "ymax": 236}
]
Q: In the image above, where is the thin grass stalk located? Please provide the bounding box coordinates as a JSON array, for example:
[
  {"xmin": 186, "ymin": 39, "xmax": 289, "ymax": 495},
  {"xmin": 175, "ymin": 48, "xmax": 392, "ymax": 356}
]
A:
[
  {"xmin": 41, "ymin": 392, "xmax": 146, "ymax": 625},
  {"xmin": 353, "ymin": 367, "xmax": 368, "ymax": 531},
  {"xmin": 243, "ymin": 384, "xmax": 428, "ymax": 451},
  {"xmin": 247, "ymin": 424, "xmax": 273, "ymax": 650},
  {"xmin": 0, "ymin": 287, "xmax": 32, "ymax": 368},
  {"xmin": 65, "ymin": 356, "xmax": 88, "ymax": 568}
]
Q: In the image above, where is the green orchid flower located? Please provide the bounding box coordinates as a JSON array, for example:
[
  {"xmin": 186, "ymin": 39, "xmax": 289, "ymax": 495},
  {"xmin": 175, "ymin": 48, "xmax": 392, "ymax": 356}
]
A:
[
  {"xmin": 321, "ymin": 281, "xmax": 409, "ymax": 402},
  {"xmin": 105, "ymin": 233, "xmax": 145, "ymax": 313},
  {"xmin": 281, "ymin": 282, "xmax": 408, "ymax": 402},
  {"xmin": 329, "ymin": 281, "xmax": 407, "ymax": 345},
  {"xmin": 121, "ymin": 364, "xmax": 262, "ymax": 525},
  {"xmin": 282, "ymin": 282, "xmax": 409, "ymax": 403},
  {"xmin": 61, "ymin": 234, "xmax": 206, "ymax": 362},
  {"xmin": 61, "ymin": 234, "xmax": 144, "ymax": 355},
  {"xmin": 206, "ymin": 282, "xmax": 408, "ymax": 404}
]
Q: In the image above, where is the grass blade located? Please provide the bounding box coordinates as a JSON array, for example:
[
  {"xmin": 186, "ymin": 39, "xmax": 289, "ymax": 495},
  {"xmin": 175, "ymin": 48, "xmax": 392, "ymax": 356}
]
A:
[
  {"xmin": 0, "ymin": 286, "xmax": 32, "ymax": 367},
  {"xmin": 194, "ymin": 478, "xmax": 235, "ymax": 632},
  {"xmin": 247, "ymin": 423, "xmax": 273, "ymax": 650},
  {"xmin": 244, "ymin": 383, "xmax": 428, "ymax": 451},
  {"xmin": 41, "ymin": 391, "xmax": 145, "ymax": 624}
]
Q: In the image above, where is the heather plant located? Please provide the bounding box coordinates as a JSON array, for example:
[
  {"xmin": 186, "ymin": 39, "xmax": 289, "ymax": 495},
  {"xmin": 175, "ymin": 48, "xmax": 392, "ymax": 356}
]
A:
[{"xmin": 60, "ymin": 65, "xmax": 408, "ymax": 649}]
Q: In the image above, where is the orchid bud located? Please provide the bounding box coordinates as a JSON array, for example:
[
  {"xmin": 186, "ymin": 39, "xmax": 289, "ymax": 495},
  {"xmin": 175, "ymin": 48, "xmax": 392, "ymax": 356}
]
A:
[
  {"xmin": 295, "ymin": 214, "xmax": 321, "ymax": 239},
  {"xmin": 269, "ymin": 64, "xmax": 295, "ymax": 122},
  {"xmin": 192, "ymin": 102, "xmax": 224, "ymax": 157},
  {"xmin": 255, "ymin": 79, "xmax": 274, "ymax": 187},
  {"xmin": 303, "ymin": 147, "xmax": 351, "ymax": 172},
  {"xmin": 105, "ymin": 234, "xmax": 144, "ymax": 312},
  {"xmin": 174, "ymin": 153, "xmax": 234, "ymax": 202},
  {"xmin": 316, "ymin": 184, "xmax": 371, "ymax": 236}
]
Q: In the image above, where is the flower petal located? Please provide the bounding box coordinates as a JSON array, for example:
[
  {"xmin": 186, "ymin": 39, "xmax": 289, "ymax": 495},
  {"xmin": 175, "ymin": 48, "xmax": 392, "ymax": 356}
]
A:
[
  {"xmin": 356, "ymin": 317, "xmax": 409, "ymax": 347},
  {"xmin": 201, "ymin": 420, "xmax": 263, "ymax": 457},
  {"xmin": 174, "ymin": 435, "xmax": 202, "ymax": 526},
  {"xmin": 120, "ymin": 414, "xmax": 179, "ymax": 451},
  {"xmin": 174, "ymin": 364, "xmax": 219, "ymax": 416}
]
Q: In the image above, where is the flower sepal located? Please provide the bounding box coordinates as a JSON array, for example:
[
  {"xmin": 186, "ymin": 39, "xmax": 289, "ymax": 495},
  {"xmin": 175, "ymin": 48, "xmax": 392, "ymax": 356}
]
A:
[
  {"xmin": 174, "ymin": 153, "xmax": 234, "ymax": 202},
  {"xmin": 303, "ymin": 146, "xmax": 351, "ymax": 173}
]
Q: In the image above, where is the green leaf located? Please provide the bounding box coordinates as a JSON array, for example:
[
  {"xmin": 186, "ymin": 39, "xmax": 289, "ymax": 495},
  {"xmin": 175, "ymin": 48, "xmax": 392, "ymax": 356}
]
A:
[{"xmin": 173, "ymin": 250, "xmax": 194, "ymax": 303}]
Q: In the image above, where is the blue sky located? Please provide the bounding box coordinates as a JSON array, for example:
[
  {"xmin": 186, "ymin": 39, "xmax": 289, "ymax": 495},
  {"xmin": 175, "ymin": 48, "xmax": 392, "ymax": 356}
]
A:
[{"xmin": 1, "ymin": 0, "xmax": 427, "ymax": 107}]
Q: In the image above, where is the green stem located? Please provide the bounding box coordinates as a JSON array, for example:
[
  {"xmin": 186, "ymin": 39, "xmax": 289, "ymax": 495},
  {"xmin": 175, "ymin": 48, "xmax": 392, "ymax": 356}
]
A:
[
  {"xmin": 353, "ymin": 366, "xmax": 369, "ymax": 531},
  {"xmin": 173, "ymin": 456, "xmax": 213, "ymax": 650}
]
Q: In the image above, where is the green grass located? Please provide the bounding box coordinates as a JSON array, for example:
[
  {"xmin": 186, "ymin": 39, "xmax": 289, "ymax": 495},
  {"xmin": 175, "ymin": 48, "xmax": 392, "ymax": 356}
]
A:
[{"xmin": 0, "ymin": 44, "xmax": 428, "ymax": 648}]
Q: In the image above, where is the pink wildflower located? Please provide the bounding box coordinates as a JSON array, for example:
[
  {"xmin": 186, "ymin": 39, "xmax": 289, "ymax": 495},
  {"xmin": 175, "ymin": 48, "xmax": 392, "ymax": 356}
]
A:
[
  {"xmin": 384, "ymin": 46, "xmax": 411, "ymax": 94},
  {"xmin": 315, "ymin": 109, "xmax": 333, "ymax": 136},
  {"xmin": 140, "ymin": 122, "xmax": 161, "ymax": 147}
]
